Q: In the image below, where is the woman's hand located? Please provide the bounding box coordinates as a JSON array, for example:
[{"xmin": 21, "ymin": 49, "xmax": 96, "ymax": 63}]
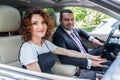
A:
[
  {"xmin": 91, "ymin": 60, "xmax": 107, "ymax": 67},
  {"xmin": 89, "ymin": 55, "xmax": 107, "ymax": 67},
  {"xmin": 90, "ymin": 55, "xmax": 106, "ymax": 61}
]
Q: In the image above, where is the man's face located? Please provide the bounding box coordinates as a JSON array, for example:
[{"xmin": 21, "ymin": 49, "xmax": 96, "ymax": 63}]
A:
[{"xmin": 60, "ymin": 13, "xmax": 74, "ymax": 30}]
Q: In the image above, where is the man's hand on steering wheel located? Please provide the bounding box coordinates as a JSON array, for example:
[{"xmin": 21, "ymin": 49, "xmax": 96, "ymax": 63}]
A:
[{"xmin": 91, "ymin": 38, "xmax": 104, "ymax": 47}]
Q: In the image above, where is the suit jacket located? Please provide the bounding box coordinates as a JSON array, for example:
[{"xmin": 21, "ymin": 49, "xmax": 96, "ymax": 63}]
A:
[{"xmin": 52, "ymin": 25, "xmax": 91, "ymax": 69}]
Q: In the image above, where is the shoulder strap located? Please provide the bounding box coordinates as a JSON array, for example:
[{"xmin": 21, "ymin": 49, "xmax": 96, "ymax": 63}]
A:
[
  {"xmin": 18, "ymin": 42, "xmax": 25, "ymax": 62},
  {"xmin": 44, "ymin": 41, "xmax": 50, "ymax": 51}
]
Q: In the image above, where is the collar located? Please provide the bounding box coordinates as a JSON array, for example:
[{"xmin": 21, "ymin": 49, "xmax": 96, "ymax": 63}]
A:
[{"xmin": 64, "ymin": 28, "xmax": 74, "ymax": 35}]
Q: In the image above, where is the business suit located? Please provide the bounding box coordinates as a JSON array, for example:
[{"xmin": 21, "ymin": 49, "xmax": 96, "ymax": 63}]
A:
[{"xmin": 53, "ymin": 25, "xmax": 111, "ymax": 70}]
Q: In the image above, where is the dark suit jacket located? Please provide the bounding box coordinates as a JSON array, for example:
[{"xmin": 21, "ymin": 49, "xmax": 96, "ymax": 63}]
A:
[{"xmin": 52, "ymin": 25, "xmax": 91, "ymax": 69}]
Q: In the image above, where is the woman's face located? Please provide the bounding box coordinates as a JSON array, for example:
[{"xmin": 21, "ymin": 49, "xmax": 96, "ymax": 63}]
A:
[{"xmin": 31, "ymin": 14, "xmax": 47, "ymax": 39}]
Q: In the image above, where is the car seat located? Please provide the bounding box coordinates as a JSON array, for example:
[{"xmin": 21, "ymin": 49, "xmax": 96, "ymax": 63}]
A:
[{"xmin": 0, "ymin": 5, "xmax": 22, "ymax": 67}]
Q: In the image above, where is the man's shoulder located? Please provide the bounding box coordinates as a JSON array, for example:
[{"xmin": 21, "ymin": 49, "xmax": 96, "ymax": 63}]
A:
[
  {"xmin": 53, "ymin": 28, "xmax": 67, "ymax": 39},
  {"xmin": 54, "ymin": 26, "xmax": 64, "ymax": 34}
]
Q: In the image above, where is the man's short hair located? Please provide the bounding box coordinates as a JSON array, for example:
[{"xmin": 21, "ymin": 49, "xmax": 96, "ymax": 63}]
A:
[{"xmin": 60, "ymin": 9, "xmax": 73, "ymax": 20}]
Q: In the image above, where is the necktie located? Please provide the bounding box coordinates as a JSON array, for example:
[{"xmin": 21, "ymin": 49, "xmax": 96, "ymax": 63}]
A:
[{"xmin": 71, "ymin": 32, "xmax": 86, "ymax": 53}]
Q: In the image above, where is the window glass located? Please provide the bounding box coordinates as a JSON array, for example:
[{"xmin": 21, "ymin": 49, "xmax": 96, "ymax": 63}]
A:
[{"xmin": 65, "ymin": 7, "xmax": 110, "ymax": 32}]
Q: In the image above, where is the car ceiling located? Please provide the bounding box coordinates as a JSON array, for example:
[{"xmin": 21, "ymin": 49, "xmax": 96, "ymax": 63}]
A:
[
  {"xmin": 0, "ymin": 0, "xmax": 120, "ymax": 20},
  {"xmin": 90, "ymin": 0, "xmax": 120, "ymax": 20},
  {"xmin": 0, "ymin": 0, "xmax": 97, "ymax": 9}
]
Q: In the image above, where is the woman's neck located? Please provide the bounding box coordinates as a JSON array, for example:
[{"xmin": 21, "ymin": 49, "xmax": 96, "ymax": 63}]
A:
[{"xmin": 30, "ymin": 37, "xmax": 43, "ymax": 46}]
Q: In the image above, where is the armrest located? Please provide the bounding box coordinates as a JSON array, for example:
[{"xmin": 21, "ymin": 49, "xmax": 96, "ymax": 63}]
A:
[{"xmin": 52, "ymin": 60, "xmax": 78, "ymax": 77}]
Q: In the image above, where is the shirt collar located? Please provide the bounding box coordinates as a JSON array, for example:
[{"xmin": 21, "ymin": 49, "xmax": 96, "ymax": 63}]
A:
[{"xmin": 64, "ymin": 29, "xmax": 74, "ymax": 35}]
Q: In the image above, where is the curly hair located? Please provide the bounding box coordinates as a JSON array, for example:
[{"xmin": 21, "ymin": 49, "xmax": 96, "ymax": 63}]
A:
[{"xmin": 19, "ymin": 8, "xmax": 55, "ymax": 42}]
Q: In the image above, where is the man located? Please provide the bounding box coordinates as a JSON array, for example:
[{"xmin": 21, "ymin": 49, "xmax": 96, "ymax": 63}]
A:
[{"xmin": 52, "ymin": 9, "xmax": 111, "ymax": 71}]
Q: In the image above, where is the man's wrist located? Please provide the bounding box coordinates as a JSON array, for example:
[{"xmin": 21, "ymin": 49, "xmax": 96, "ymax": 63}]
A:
[
  {"xmin": 86, "ymin": 54, "xmax": 90, "ymax": 59},
  {"xmin": 87, "ymin": 59, "xmax": 92, "ymax": 69}
]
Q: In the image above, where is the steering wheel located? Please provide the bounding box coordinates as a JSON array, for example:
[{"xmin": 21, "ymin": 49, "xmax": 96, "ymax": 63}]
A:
[
  {"xmin": 102, "ymin": 27, "xmax": 116, "ymax": 51},
  {"xmin": 101, "ymin": 21, "xmax": 120, "ymax": 59}
]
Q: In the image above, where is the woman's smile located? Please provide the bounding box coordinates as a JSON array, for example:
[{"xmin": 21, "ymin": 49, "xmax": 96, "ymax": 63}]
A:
[{"xmin": 37, "ymin": 30, "xmax": 45, "ymax": 33}]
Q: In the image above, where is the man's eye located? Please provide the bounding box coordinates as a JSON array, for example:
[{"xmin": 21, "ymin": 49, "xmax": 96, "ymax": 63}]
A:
[
  {"xmin": 64, "ymin": 19, "xmax": 69, "ymax": 21},
  {"xmin": 71, "ymin": 19, "xmax": 74, "ymax": 21}
]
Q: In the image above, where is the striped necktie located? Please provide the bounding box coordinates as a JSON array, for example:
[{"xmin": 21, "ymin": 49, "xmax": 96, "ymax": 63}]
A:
[{"xmin": 71, "ymin": 32, "xmax": 86, "ymax": 53}]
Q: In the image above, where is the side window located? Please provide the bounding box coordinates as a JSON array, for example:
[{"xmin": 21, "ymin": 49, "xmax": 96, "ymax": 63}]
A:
[
  {"xmin": 61, "ymin": 7, "xmax": 120, "ymax": 41},
  {"xmin": 64, "ymin": 7, "xmax": 110, "ymax": 32},
  {"xmin": 94, "ymin": 21, "xmax": 107, "ymax": 30}
]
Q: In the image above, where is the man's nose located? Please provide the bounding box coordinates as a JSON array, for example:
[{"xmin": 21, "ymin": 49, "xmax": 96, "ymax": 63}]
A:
[{"xmin": 69, "ymin": 20, "xmax": 73, "ymax": 23}]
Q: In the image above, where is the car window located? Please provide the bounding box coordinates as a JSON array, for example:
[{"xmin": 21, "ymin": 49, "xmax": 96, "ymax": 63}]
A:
[
  {"xmin": 64, "ymin": 7, "xmax": 110, "ymax": 32},
  {"xmin": 95, "ymin": 21, "xmax": 108, "ymax": 30}
]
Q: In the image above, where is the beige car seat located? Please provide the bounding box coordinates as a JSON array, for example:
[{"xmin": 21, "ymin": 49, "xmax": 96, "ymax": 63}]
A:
[{"xmin": 0, "ymin": 5, "xmax": 22, "ymax": 67}]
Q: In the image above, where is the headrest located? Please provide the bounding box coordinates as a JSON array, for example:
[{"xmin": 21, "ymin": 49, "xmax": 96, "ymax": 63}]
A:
[{"xmin": 0, "ymin": 5, "xmax": 20, "ymax": 32}]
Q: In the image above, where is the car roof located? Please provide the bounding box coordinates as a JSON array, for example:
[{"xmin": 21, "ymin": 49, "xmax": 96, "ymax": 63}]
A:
[{"xmin": 0, "ymin": 0, "xmax": 120, "ymax": 20}]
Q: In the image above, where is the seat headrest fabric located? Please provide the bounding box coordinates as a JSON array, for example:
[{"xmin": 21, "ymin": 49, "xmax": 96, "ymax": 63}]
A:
[
  {"xmin": 0, "ymin": 5, "xmax": 20, "ymax": 32},
  {"xmin": 0, "ymin": 36, "xmax": 22, "ymax": 64}
]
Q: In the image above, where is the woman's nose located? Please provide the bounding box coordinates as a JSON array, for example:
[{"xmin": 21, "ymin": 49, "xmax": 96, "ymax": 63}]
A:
[{"xmin": 38, "ymin": 23, "xmax": 43, "ymax": 28}]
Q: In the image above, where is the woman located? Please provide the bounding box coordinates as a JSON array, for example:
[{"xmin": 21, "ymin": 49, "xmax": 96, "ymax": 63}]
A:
[{"xmin": 19, "ymin": 8, "xmax": 106, "ymax": 79}]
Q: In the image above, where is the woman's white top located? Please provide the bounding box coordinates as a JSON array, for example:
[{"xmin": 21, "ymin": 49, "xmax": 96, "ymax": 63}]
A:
[{"xmin": 20, "ymin": 40, "xmax": 57, "ymax": 66}]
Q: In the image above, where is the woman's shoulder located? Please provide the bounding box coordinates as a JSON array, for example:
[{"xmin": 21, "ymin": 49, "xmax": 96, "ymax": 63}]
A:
[
  {"xmin": 22, "ymin": 42, "xmax": 32, "ymax": 46},
  {"xmin": 44, "ymin": 40, "xmax": 51, "ymax": 43},
  {"xmin": 44, "ymin": 40, "xmax": 57, "ymax": 50},
  {"xmin": 21, "ymin": 42, "xmax": 33, "ymax": 50}
]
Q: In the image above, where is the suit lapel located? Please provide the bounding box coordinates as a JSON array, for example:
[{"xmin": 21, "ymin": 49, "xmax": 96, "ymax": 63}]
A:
[
  {"xmin": 73, "ymin": 29, "xmax": 81, "ymax": 40},
  {"xmin": 59, "ymin": 26, "xmax": 81, "ymax": 52},
  {"xmin": 73, "ymin": 29, "xmax": 88, "ymax": 52}
]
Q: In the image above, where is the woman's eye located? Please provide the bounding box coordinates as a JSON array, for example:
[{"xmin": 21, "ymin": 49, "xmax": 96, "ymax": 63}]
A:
[
  {"xmin": 32, "ymin": 22, "xmax": 38, "ymax": 25},
  {"xmin": 42, "ymin": 21, "xmax": 47, "ymax": 24},
  {"xmin": 32, "ymin": 21, "xmax": 47, "ymax": 25}
]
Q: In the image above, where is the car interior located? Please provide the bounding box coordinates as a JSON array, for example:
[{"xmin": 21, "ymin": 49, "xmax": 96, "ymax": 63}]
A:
[
  {"xmin": 0, "ymin": 4, "xmax": 79, "ymax": 78},
  {"xmin": 0, "ymin": 0, "xmax": 120, "ymax": 79}
]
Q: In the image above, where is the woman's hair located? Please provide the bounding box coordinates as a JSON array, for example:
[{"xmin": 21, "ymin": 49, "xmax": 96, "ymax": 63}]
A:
[{"xmin": 19, "ymin": 8, "xmax": 54, "ymax": 42}]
